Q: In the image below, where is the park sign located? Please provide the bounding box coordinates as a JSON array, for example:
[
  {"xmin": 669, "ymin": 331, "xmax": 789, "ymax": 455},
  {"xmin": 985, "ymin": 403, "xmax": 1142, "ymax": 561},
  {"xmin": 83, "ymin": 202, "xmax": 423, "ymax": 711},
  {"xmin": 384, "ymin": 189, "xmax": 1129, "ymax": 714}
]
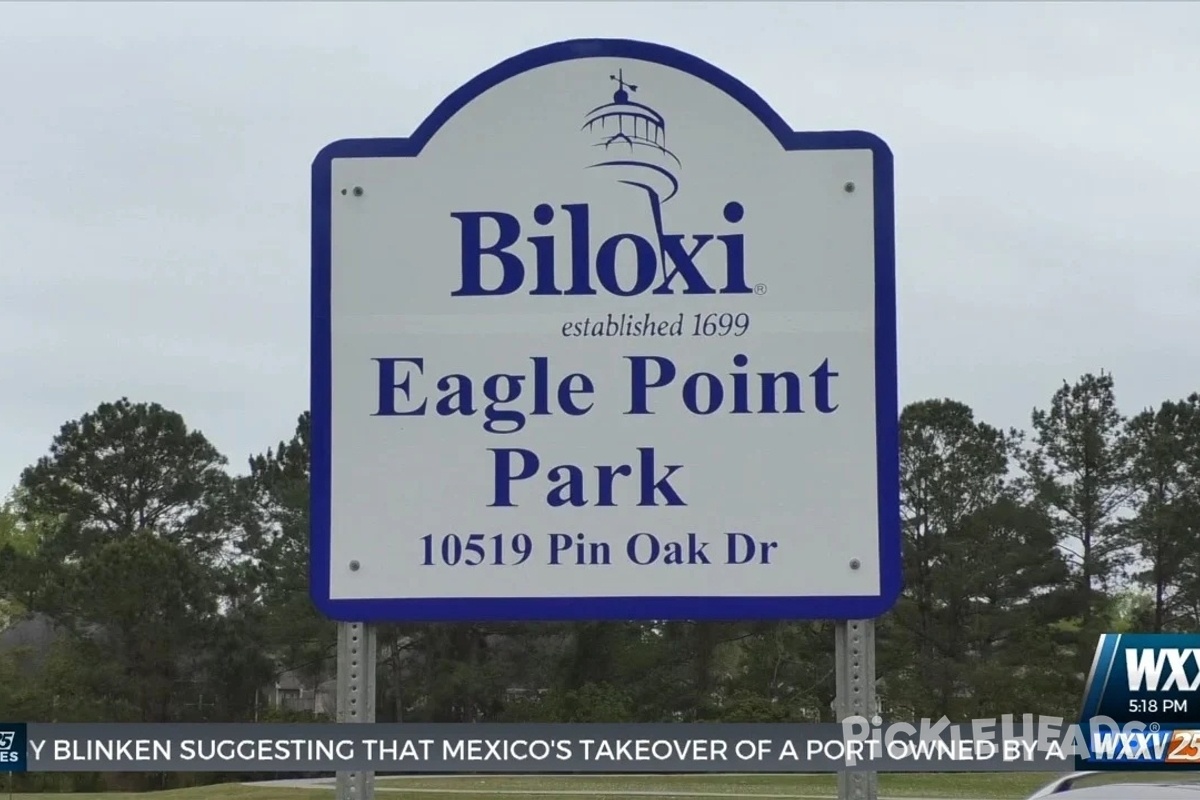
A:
[{"xmin": 310, "ymin": 39, "xmax": 899, "ymax": 623}]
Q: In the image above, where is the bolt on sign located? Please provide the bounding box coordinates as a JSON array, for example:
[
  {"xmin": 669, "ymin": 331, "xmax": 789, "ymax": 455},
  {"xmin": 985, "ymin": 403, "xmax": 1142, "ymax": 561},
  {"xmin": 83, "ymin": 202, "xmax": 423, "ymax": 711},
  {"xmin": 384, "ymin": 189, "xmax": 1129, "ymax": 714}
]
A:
[{"xmin": 310, "ymin": 39, "xmax": 900, "ymax": 623}]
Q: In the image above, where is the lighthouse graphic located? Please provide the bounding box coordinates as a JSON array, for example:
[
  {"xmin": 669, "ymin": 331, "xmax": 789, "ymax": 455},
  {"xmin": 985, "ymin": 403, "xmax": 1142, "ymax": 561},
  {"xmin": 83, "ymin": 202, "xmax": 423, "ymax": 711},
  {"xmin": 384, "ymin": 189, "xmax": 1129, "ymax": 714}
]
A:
[{"xmin": 581, "ymin": 69, "xmax": 682, "ymax": 274}]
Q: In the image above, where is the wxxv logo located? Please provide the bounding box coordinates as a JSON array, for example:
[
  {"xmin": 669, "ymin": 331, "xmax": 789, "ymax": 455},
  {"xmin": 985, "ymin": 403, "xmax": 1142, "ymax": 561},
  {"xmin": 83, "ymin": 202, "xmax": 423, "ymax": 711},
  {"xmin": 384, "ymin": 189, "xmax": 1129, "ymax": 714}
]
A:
[
  {"xmin": 1089, "ymin": 726, "xmax": 1200, "ymax": 765},
  {"xmin": 1077, "ymin": 633, "xmax": 1200, "ymax": 771},
  {"xmin": 451, "ymin": 69, "xmax": 752, "ymax": 299}
]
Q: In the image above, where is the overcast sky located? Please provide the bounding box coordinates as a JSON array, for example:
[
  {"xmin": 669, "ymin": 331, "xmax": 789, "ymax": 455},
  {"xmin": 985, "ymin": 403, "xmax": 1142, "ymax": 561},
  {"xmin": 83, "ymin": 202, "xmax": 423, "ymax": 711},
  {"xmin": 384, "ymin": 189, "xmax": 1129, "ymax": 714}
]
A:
[{"xmin": 1, "ymin": 1, "xmax": 1197, "ymax": 489}]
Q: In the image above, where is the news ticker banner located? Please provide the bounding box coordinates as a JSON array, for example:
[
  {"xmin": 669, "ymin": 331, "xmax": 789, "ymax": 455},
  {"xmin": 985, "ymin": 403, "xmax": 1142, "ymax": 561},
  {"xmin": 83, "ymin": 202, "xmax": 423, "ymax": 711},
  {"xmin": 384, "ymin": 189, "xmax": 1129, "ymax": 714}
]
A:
[{"xmin": 1, "ymin": 718, "xmax": 1198, "ymax": 773}]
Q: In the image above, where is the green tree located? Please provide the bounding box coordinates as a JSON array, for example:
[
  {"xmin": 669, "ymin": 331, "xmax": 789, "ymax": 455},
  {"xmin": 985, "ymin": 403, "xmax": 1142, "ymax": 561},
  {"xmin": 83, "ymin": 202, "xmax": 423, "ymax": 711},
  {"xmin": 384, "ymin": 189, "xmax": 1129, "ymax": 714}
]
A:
[
  {"xmin": 19, "ymin": 398, "xmax": 232, "ymax": 563},
  {"xmin": 53, "ymin": 532, "xmax": 220, "ymax": 721},
  {"xmin": 0, "ymin": 490, "xmax": 44, "ymax": 626},
  {"xmin": 16, "ymin": 399, "xmax": 235, "ymax": 722},
  {"xmin": 1023, "ymin": 373, "xmax": 1132, "ymax": 662},
  {"xmin": 886, "ymin": 399, "xmax": 1073, "ymax": 719},
  {"xmin": 10, "ymin": 377, "xmax": 1195, "ymax": 730},
  {"xmin": 1124, "ymin": 395, "xmax": 1200, "ymax": 631},
  {"xmin": 237, "ymin": 412, "xmax": 335, "ymax": 705},
  {"xmin": 727, "ymin": 621, "xmax": 835, "ymax": 721}
]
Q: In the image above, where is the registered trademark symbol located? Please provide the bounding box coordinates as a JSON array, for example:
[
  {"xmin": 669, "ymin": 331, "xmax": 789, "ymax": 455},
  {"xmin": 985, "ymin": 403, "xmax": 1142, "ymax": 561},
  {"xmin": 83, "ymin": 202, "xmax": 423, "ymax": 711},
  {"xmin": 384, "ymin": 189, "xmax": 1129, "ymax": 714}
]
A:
[
  {"xmin": 1149, "ymin": 722, "xmax": 1160, "ymax": 732},
  {"xmin": 754, "ymin": 283, "xmax": 767, "ymax": 295}
]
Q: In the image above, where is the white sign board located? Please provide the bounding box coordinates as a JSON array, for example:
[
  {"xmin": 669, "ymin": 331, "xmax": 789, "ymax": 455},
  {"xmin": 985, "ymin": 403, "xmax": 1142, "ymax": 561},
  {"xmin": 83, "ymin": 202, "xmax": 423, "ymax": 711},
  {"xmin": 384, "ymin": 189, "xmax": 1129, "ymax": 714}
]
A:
[{"xmin": 311, "ymin": 39, "xmax": 900, "ymax": 622}]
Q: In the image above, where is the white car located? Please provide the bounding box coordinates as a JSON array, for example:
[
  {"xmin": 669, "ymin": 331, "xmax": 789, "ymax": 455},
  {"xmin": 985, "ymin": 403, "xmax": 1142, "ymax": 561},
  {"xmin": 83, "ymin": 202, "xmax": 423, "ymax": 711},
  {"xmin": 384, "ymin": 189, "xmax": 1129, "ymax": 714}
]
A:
[{"xmin": 1028, "ymin": 771, "xmax": 1200, "ymax": 798}]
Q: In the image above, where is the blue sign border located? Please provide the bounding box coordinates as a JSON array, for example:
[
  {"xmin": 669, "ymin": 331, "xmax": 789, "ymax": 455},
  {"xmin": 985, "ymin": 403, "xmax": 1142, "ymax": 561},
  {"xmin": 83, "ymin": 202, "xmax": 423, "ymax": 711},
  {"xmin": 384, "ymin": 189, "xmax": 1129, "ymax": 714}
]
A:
[{"xmin": 311, "ymin": 38, "xmax": 899, "ymax": 623}]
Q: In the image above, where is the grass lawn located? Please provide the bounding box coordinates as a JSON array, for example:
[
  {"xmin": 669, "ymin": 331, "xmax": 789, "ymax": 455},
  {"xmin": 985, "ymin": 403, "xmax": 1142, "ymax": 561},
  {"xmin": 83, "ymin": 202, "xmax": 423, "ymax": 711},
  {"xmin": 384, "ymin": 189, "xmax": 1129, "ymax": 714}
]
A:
[
  {"xmin": 8, "ymin": 789, "xmax": 331, "ymax": 800},
  {"xmin": 11, "ymin": 772, "xmax": 1199, "ymax": 800},
  {"xmin": 7, "ymin": 772, "xmax": 1058, "ymax": 800},
  {"xmin": 374, "ymin": 772, "xmax": 1055, "ymax": 798}
]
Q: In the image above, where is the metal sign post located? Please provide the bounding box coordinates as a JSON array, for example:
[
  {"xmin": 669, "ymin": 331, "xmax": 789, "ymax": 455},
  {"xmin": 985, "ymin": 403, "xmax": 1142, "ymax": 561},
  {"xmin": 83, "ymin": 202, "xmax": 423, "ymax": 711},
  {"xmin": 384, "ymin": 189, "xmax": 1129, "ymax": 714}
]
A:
[
  {"xmin": 835, "ymin": 620, "xmax": 878, "ymax": 800},
  {"xmin": 336, "ymin": 621, "xmax": 376, "ymax": 800}
]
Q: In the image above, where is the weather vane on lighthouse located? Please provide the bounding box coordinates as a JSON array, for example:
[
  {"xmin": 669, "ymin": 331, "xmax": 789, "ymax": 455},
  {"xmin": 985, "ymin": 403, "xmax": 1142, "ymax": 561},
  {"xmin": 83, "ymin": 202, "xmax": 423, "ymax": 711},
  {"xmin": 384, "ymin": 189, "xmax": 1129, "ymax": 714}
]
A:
[
  {"xmin": 610, "ymin": 69, "xmax": 637, "ymax": 103},
  {"xmin": 582, "ymin": 64, "xmax": 681, "ymax": 209},
  {"xmin": 581, "ymin": 66, "xmax": 683, "ymax": 284}
]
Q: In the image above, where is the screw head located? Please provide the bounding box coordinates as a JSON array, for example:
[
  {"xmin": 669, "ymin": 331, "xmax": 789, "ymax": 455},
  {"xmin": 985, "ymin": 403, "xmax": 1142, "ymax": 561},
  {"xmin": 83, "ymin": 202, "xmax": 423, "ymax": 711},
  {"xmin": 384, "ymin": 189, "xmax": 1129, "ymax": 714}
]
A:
[
  {"xmin": 849, "ymin": 558, "xmax": 861, "ymax": 570},
  {"xmin": 843, "ymin": 182, "xmax": 856, "ymax": 193},
  {"xmin": 352, "ymin": 186, "xmax": 364, "ymax": 197},
  {"xmin": 349, "ymin": 560, "xmax": 361, "ymax": 572}
]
